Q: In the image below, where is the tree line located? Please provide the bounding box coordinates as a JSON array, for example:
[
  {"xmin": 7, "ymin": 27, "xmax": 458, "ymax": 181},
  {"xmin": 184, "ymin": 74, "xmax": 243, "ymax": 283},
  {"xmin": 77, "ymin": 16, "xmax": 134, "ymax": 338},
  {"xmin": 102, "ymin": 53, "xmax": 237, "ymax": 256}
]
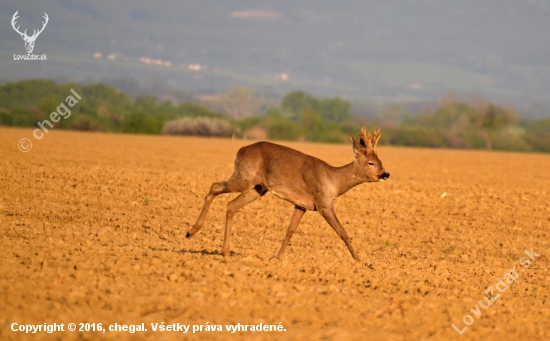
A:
[{"xmin": 0, "ymin": 79, "xmax": 549, "ymax": 153}]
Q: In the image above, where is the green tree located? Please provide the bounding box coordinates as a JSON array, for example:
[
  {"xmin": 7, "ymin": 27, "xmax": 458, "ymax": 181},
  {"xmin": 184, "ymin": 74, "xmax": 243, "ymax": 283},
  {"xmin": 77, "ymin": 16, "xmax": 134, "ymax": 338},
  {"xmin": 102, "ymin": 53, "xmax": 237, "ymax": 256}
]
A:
[
  {"xmin": 318, "ymin": 97, "xmax": 352, "ymax": 123},
  {"xmin": 281, "ymin": 91, "xmax": 352, "ymax": 124},
  {"xmin": 0, "ymin": 109, "xmax": 13, "ymax": 126},
  {"xmin": 264, "ymin": 106, "xmax": 283, "ymax": 118},
  {"xmin": 300, "ymin": 107, "xmax": 323, "ymax": 132},
  {"xmin": 281, "ymin": 91, "xmax": 318, "ymax": 120},
  {"xmin": 0, "ymin": 79, "xmax": 58, "ymax": 109},
  {"xmin": 9, "ymin": 107, "xmax": 39, "ymax": 127},
  {"xmin": 38, "ymin": 98, "xmax": 59, "ymax": 116},
  {"xmin": 121, "ymin": 113, "xmax": 163, "ymax": 134},
  {"xmin": 267, "ymin": 119, "xmax": 302, "ymax": 141},
  {"xmin": 133, "ymin": 95, "xmax": 159, "ymax": 114},
  {"xmin": 475, "ymin": 104, "xmax": 517, "ymax": 150}
]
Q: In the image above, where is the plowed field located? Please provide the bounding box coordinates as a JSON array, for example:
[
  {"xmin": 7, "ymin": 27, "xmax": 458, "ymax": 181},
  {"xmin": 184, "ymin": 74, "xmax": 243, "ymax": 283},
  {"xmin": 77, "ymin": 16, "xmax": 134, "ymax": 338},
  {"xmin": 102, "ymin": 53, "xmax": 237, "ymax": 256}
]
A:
[{"xmin": 1, "ymin": 127, "xmax": 549, "ymax": 340}]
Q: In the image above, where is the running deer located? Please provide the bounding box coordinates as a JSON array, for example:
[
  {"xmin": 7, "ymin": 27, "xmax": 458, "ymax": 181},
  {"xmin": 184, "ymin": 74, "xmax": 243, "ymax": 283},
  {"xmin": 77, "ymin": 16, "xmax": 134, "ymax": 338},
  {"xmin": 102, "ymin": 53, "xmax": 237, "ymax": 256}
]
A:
[{"xmin": 186, "ymin": 127, "xmax": 390, "ymax": 261}]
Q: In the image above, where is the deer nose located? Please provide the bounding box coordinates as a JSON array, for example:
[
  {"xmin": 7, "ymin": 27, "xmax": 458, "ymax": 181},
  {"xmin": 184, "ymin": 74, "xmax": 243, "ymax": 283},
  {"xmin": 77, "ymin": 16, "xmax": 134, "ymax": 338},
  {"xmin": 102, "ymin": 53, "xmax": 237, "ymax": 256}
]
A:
[{"xmin": 379, "ymin": 172, "xmax": 390, "ymax": 180}]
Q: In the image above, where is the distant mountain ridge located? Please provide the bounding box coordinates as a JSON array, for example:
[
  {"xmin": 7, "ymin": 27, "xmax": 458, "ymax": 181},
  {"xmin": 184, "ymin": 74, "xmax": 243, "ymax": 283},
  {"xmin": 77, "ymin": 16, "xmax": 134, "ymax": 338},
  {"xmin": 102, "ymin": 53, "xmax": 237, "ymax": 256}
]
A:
[{"xmin": 2, "ymin": 0, "xmax": 550, "ymax": 107}]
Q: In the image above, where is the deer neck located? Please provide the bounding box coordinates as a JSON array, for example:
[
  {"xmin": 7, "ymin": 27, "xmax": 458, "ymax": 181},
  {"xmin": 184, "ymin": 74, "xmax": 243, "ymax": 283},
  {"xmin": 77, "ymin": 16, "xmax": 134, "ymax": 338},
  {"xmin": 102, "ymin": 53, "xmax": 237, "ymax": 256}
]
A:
[{"xmin": 332, "ymin": 160, "xmax": 363, "ymax": 196}]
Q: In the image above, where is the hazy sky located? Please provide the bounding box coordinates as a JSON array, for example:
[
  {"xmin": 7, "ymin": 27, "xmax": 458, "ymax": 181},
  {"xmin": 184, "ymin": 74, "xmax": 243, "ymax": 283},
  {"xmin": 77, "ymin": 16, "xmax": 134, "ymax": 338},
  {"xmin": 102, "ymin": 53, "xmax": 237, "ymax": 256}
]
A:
[{"xmin": 2, "ymin": 0, "xmax": 550, "ymax": 104}]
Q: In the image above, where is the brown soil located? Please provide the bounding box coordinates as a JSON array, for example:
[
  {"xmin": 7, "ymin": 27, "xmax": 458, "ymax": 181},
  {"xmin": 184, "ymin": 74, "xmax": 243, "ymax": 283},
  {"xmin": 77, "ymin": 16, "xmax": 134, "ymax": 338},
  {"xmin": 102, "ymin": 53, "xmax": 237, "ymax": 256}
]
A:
[{"xmin": 1, "ymin": 127, "xmax": 549, "ymax": 340}]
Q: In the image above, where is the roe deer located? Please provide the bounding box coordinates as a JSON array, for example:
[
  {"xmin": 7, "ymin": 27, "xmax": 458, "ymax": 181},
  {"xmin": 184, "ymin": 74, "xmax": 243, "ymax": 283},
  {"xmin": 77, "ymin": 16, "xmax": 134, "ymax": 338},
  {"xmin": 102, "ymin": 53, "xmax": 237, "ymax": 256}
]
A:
[{"xmin": 186, "ymin": 127, "xmax": 389, "ymax": 261}]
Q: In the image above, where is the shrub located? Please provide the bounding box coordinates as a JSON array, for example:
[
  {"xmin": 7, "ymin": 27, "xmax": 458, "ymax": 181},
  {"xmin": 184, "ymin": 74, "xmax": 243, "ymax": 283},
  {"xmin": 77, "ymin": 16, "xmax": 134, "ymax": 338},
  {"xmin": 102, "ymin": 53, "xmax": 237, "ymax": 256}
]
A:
[
  {"xmin": 493, "ymin": 134, "xmax": 532, "ymax": 152},
  {"xmin": 0, "ymin": 109, "xmax": 13, "ymax": 126},
  {"xmin": 523, "ymin": 131, "xmax": 550, "ymax": 152},
  {"xmin": 387, "ymin": 126, "xmax": 447, "ymax": 147},
  {"xmin": 439, "ymin": 130, "xmax": 468, "ymax": 148},
  {"xmin": 9, "ymin": 107, "xmax": 40, "ymax": 127},
  {"xmin": 69, "ymin": 116, "xmax": 107, "ymax": 132},
  {"xmin": 319, "ymin": 129, "xmax": 347, "ymax": 143},
  {"xmin": 459, "ymin": 131, "xmax": 487, "ymax": 149},
  {"xmin": 121, "ymin": 113, "xmax": 163, "ymax": 135},
  {"xmin": 162, "ymin": 117, "xmax": 239, "ymax": 137},
  {"xmin": 267, "ymin": 119, "xmax": 302, "ymax": 141}
]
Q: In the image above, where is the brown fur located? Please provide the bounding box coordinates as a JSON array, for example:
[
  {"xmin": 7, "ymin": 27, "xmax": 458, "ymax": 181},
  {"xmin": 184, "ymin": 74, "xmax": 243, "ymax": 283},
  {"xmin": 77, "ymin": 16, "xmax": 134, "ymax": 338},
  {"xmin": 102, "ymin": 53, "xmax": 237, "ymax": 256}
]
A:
[{"xmin": 187, "ymin": 127, "xmax": 390, "ymax": 261}]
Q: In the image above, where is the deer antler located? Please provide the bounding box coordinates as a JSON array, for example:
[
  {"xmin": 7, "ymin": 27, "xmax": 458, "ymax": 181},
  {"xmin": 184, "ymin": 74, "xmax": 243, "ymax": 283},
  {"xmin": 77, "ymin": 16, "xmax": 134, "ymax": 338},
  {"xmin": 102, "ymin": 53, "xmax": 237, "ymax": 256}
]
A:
[
  {"xmin": 358, "ymin": 127, "xmax": 382, "ymax": 153},
  {"xmin": 11, "ymin": 11, "xmax": 27, "ymax": 38},
  {"xmin": 372, "ymin": 127, "xmax": 381, "ymax": 148}
]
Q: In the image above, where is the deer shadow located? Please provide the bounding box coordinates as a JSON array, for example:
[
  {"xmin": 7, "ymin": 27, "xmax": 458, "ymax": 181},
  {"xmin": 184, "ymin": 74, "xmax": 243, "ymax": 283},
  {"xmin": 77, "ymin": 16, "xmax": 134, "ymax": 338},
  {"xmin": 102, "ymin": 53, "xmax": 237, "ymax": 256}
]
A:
[{"xmin": 172, "ymin": 248, "xmax": 240, "ymax": 257}]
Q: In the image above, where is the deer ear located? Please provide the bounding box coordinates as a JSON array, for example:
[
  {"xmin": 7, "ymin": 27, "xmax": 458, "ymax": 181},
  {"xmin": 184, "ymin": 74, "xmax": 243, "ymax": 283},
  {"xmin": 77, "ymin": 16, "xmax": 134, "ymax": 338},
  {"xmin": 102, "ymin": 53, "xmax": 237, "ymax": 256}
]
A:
[{"xmin": 349, "ymin": 134, "xmax": 364, "ymax": 156}]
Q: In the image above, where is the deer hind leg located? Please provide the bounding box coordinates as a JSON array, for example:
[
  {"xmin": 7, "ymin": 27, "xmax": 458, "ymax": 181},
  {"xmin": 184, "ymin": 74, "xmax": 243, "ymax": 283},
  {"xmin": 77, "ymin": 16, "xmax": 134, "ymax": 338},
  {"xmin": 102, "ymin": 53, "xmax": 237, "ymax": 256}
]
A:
[
  {"xmin": 319, "ymin": 207, "xmax": 361, "ymax": 261},
  {"xmin": 187, "ymin": 168, "xmax": 261, "ymax": 238},
  {"xmin": 187, "ymin": 162, "xmax": 262, "ymax": 238},
  {"xmin": 222, "ymin": 185, "xmax": 267, "ymax": 257},
  {"xmin": 187, "ymin": 181, "xmax": 230, "ymax": 238},
  {"xmin": 275, "ymin": 206, "xmax": 306, "ymax": 259}
]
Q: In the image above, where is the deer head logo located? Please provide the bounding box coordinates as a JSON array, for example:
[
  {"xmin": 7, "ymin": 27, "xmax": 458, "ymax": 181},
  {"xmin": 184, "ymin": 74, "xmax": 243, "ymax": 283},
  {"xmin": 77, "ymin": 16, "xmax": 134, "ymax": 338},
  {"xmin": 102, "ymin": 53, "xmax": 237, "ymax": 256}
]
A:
[{"xmin": 11, "ymin": 10, "xmax": 49, "ymax": 54}]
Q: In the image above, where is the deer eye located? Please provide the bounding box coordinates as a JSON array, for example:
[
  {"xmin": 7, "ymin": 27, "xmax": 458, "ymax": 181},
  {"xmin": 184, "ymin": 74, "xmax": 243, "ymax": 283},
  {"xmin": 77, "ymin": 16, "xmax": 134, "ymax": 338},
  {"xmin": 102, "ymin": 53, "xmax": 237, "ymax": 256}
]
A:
[{"xmin": 368, "ymin": 161, "xmax": 375, "ymax": 166}]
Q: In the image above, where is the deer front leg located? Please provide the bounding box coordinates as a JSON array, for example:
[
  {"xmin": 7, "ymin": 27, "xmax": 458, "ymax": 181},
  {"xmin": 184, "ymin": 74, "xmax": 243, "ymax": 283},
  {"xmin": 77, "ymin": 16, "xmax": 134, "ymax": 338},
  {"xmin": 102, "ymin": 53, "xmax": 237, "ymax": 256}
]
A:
[
  {"xmin": 319, "ymin": 206, "xmax": 361, "ymax": 261},
  {"xmin": 275, "ymin": 206, "xmax": 306, "ymax": 259},
  {"xmin": 222, "ymin": 189, "xmax": 262, "ymax": 257}
]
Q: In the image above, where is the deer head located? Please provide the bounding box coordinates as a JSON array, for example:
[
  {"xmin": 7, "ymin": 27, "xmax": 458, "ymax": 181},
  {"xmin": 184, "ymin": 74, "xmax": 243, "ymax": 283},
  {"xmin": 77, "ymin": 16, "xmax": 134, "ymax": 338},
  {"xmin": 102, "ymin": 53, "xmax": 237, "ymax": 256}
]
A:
[
  {"xmin": 350, "ymin": 127, "xmax": 390, "ymax": 183},
  {"xmin": 12, "ymin": 11, "xmax": 49, "ymax": 54}
]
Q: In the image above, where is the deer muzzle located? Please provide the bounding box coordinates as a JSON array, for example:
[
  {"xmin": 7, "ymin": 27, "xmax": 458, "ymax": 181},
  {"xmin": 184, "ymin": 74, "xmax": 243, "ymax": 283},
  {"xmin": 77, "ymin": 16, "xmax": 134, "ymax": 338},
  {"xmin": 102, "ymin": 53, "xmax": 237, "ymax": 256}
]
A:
[{"xmin": 378, "ymin": 172, "xmax": 390, "ymax": 182}]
